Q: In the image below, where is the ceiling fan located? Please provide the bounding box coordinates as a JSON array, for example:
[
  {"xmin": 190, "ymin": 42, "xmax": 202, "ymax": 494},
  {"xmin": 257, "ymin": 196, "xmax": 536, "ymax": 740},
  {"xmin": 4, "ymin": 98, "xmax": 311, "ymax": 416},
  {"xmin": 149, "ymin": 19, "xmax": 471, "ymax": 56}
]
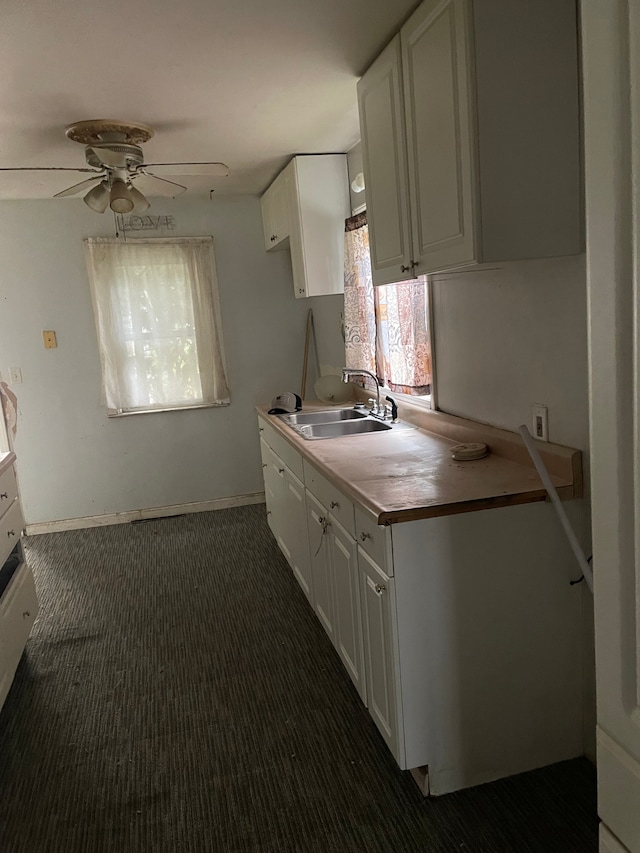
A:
[{"xmin": 0, "ymin": 119, "xmax": 229, "ymax": 214}]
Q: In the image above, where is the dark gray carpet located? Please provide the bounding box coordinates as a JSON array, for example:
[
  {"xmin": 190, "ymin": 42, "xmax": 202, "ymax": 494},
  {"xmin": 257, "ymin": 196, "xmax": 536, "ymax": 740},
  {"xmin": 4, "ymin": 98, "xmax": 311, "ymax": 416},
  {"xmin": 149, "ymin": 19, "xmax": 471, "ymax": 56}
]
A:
[{"xmin": 0, "ymin": 506, "xmax": 597, "ymax": 852}]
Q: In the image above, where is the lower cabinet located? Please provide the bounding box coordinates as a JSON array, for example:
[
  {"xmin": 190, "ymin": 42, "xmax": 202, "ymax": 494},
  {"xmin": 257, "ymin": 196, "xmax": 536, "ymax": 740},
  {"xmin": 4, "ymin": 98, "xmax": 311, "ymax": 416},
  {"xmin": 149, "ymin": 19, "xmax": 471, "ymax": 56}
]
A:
[
  {"xmin": 260, "ymin": 438, "xmax": 281, "ymax": 541},
  {"xmin": 307, "ymin": 488, "xmax": 367, "ymax": 704},
  {"xmin": 359, "ymin": 547, "xmax": 400, "ymax": 762},
  {"xmin": 258, "ymin": 416, "xmax": 583, "ymax": 795},
  {"xmin": 306, "ymin": 491, "xmax": 337, "ymax": 643},
  {"xmin": 259, "ymin": 435, "xmax": 312, "ymax": 606},
  {"xmin": 0, "ymin": 455, "xmax": 38, "ymax": 715},
  {"xmin": 282, "ymin": 467, "xmax": 313, "ymax": 605},
  {"xmin": 329, "ymin": 516, "xmax": 366, "ymax": 704}
]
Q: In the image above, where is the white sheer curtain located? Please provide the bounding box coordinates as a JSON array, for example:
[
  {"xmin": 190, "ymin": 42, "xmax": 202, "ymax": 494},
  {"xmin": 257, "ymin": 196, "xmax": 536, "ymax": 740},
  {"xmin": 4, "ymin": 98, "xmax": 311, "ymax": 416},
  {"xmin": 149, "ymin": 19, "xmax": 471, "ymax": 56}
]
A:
[{"xmin": 84, "ymin": 237, "xmax": 230, "ymax": 415}]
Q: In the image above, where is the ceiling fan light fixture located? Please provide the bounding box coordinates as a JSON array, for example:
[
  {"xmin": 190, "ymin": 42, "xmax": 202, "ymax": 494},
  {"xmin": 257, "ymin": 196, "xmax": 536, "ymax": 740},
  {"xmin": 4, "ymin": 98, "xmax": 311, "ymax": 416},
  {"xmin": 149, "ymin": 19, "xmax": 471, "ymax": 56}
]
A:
[
  {"xmin": 129, "ymin": 184, "xmax": 150, "ymax": 213},
  {"xmin": 109, "ymin": 179, "xmax": 134, "ymax": 214},
  {"xmin": 83, "ymin": 180, "xmax": 110, "ymax": 213}
]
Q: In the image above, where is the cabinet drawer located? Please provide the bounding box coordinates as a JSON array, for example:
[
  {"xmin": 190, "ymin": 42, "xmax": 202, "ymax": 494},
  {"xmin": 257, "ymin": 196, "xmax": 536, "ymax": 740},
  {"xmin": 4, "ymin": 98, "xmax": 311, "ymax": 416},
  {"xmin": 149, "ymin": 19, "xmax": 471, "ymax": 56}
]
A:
[
  {"xmin": 355, "ymin": 505, "xmax": 391, "ymax": 575},
  {"xmin": 257, "ymin": 417, "xmax": 304, "ymax": 481},
  {"xmin": 0, "ymin": 560, "xmax": 38, "ymax": 710},
  {"xmin": 303, "ymin": 460, "xmax": 355, "ymax": 537},
  {"xmin": 0, "ymin": 465, "xmax": 18, "ymax": 523},
  {"xmin": 0, "ymin": 500, "xmax": 23, "ymax": 568}
]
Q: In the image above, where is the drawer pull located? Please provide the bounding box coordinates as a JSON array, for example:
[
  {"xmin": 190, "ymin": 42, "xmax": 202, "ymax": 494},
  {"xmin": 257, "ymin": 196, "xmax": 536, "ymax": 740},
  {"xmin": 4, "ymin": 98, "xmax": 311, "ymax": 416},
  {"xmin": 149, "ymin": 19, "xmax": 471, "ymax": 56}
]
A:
[
  {"xmin": 0, "ymin": 492, "xmax": 7, "ymax": 500},
  {"xmin": 330, "ymin": 501, "xmax": 340, "ymax": 509},
  {"xmin": 360, "ymin": 532, "xmax": 371, "ymax": 542},
  {"xmin": 7, "ymin": 529, "xmax": 16, "ymax": 537}
]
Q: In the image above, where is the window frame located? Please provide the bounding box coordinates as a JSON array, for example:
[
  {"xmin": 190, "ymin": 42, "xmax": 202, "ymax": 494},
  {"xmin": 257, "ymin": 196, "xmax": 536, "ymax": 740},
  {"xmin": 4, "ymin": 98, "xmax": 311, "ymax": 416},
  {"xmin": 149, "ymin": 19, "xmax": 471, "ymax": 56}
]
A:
[
  {"xmin": 353, "ymin": 276, "xmax": 437, "ymax": 412},
  {"xmin": 343, "ymin": 207, "xmax": 437, "ymax": 410},
  {"xmin": 85, "ymin": 235, "xmax": 229, "ymax": 417}
]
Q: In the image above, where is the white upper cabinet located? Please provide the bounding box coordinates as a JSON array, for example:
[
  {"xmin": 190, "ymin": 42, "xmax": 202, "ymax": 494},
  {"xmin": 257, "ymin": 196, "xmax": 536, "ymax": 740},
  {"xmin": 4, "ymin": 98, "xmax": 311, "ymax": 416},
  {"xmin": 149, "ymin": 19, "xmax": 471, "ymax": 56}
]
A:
[
  {"xmin": 260, "ymin": 155, "xmax": 350, "ymax": 298},
  {"xmin": 356, "ymin": 37, "xmax": 413, "ymax": 281},
  {"xmin": 358, "ymin": 0, "xmax": 582, "ymax": 284}
]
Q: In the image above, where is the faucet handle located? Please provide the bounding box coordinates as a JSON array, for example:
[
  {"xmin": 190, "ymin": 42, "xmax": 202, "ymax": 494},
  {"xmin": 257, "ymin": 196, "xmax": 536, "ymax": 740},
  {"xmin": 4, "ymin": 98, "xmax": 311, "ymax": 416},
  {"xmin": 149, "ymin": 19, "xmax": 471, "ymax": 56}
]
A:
[
  {"xmin": 385, "ymin": 395, "xmax": 398, "ymax": 421},
  {"xmin": 367, "ymin": 397, "xmax": 377, "ymax": 413}
]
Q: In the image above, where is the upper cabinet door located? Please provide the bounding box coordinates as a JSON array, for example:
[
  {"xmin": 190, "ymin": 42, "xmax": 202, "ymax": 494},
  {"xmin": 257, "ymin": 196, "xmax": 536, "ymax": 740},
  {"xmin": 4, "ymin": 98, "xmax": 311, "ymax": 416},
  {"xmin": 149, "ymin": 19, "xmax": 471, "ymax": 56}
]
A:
[
  {"xmin": 271, "ymin": 175, "xmax": 290, "ymax": 248},
  {"xmin": 261, "ymin": 171, "xmax": 290, "ymax": 251},
  {"xmin": 357, "ymin": 36, "xmax": 414, "ymax": 286},
  {"xmin": 402, "ymin": 0, "xmax": 477, "ymax": 273},
  {"xmin": 260, "ymin": 183, "xmax": 276, "ymax": 251}
]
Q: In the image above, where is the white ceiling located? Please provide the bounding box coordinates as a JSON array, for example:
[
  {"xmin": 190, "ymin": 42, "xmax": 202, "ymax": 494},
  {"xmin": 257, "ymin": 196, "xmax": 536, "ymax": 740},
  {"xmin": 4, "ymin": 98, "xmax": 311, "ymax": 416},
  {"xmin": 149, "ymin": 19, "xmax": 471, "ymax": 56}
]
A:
[{"xmin": 0, "ymin": 0, "xmax": 418, "ymax": 200}]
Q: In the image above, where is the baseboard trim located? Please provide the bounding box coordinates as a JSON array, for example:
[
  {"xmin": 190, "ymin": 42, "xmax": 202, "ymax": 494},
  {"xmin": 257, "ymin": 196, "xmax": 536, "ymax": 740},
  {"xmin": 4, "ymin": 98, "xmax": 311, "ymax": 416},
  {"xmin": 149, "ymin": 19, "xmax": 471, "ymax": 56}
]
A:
[{"xmin": 25, "ymin": 493, "xmax": 266, "ymax": 535}]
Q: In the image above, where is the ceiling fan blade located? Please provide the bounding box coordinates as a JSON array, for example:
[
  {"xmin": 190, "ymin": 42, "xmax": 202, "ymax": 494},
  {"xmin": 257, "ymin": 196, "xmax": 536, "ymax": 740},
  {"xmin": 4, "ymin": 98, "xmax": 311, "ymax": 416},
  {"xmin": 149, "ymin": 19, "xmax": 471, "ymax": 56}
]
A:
[
  {"xmin": 0, "ymin": 166, "xmax": 100, "ymax": 173},
  {"xmin": 86, "ymin": 146, "xmax": 128, "ymax": 168},
  {"xmin": 142, "ymin": 162, "xmax": 229, "ymax": 178},
  {"xmin": 53, "ymin": 176, "xmax": 104, "ymax": 198},
  {"xmin": 134, "ymin": 172, "xmax": 187, "ymax": 197}
]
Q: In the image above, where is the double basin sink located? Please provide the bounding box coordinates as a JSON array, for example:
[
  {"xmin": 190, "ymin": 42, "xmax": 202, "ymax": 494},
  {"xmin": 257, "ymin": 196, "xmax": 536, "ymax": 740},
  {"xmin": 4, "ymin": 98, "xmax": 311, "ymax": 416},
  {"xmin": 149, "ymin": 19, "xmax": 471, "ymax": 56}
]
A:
[{"xmin": 279, "ymin": 407, "xmax": 396, "ymax": 440}]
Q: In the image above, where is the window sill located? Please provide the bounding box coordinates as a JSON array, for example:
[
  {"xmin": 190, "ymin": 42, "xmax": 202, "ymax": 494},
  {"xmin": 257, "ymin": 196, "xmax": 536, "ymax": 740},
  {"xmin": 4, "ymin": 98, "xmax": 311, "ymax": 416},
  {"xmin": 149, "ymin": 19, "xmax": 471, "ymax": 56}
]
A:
[{"xmin": 107, "ymin": 401, "xmax": 230, "ymax": 417}]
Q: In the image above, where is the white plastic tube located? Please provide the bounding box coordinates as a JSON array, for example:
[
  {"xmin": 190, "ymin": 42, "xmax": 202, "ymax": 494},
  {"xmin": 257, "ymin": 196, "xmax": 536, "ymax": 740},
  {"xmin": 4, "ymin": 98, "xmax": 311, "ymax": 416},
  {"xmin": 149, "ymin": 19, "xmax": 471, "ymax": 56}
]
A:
[{"xmin": 518, "ymin": 425, "xmax": 594, "ymax": 594}]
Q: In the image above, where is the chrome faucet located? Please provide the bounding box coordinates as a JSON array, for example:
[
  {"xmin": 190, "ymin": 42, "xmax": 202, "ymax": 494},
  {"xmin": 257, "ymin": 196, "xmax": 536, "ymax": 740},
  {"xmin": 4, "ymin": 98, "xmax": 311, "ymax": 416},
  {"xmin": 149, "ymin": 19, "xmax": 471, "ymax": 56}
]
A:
[{"xmin": 342, "ymin": 367, "xmax": 381, "ymax": 415}]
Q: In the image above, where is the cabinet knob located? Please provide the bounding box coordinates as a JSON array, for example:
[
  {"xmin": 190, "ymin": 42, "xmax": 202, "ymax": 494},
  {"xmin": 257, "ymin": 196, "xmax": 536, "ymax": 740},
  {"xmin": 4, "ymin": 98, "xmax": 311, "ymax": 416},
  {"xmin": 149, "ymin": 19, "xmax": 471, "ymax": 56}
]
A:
[
  {"xmin": 298, "ymin": 288, "xmax": 305, "ymax": 295},
  {"xmin": 7, "ymin": 529, "xmax": 15, "ymax": 537},
  {"xmin": 278, "ymin": 467, "xmax": 285, "ymax": 474},
  {"xmin": 374, "ymin": 583, "xmax": 386, "ymax": 595},
  {"xmin": 330, "ymin": 501, "xmax": 340, "ymax": 509},
  {"xmin": 259, "ymin": 427, "xmax": 264, "ymax": 432},
  {"xmin": 400, "ymin": 261, "xmax": 418, "ymax": 273},
  {"xmin": 270, "ymin": 234, "xmax": 277, "ymax": 242},
  {"xmin": 267, "ymin": 510, "xmax": 272, "ymax": 516},
  {"xmin": 0, "ymin": 492, "xmax": 7, "ymax": 500},
  {"xmin": 262, "ymin": 463, "xmax": 267, "ymax": 469},
  {"xmin": 359, "ymin": 532, "xmax": 371, "ymax": 542}
]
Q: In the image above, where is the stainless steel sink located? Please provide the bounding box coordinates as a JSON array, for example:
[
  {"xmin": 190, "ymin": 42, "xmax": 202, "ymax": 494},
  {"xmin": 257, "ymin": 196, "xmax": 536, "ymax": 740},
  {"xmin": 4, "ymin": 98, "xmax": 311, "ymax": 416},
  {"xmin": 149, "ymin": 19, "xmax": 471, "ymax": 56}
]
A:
[
  {"xmin": 279, "ymin": 408, "xmax": 367, "ymax": 426},
  {"xmin": 293, "ymin": 419, "xmax": 392, "ymax": 440}
]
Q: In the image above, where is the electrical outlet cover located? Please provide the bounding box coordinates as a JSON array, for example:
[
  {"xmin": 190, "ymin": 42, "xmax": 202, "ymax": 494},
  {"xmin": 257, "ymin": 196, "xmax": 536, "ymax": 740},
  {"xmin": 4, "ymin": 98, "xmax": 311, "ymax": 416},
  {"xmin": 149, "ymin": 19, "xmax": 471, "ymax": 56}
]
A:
[{"xmin": 532, "ymin": 404, "xmax": 548, "ymax": 441}]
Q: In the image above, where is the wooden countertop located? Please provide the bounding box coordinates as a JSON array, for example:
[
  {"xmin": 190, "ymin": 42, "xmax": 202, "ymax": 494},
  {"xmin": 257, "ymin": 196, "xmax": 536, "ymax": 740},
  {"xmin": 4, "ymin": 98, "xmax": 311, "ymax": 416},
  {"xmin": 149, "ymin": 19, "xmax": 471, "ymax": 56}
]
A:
[
  {"xmin": 0, "ymin": 451, "xmax": 15, "ymax": 478},
  {"xmin": 256, "ymin": 402, "xmax": 582, "ymax": 525}
]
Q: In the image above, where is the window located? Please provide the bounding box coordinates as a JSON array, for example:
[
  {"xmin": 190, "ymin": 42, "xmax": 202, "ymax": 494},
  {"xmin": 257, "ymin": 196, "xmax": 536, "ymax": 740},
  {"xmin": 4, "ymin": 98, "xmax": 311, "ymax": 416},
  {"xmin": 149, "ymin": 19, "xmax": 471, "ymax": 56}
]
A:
[
  {"xmin": 84, "ymin": 237, "xmax": 229, "ymax": 416},
  {"xmin": 343, "ymin": 214, "xmax": 432, "ymax": 403}
]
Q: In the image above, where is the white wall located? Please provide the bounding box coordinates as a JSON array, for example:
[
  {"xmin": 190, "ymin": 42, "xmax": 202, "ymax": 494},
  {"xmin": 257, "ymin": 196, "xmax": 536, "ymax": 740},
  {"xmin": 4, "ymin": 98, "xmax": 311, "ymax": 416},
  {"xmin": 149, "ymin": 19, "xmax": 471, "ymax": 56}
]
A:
[
  {"xmin": 431, "ymin": 253, "xmax": 596, "ymax": 761},
  {"xmin": 0, "ymin": 196, "xmax": 343, "ymax": 524},
  {"xmin": 431, "ymin": 255, "xmax": 589, "ymax": 450}
]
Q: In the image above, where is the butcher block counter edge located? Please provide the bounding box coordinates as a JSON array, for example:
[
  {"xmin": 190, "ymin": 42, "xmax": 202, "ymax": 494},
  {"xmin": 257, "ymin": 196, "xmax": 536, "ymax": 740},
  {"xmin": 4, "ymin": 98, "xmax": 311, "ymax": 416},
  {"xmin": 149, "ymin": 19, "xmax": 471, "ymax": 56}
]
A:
[{"xmin": 256, "ymin": 401, "xmax": 582, "ymax": 525}]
